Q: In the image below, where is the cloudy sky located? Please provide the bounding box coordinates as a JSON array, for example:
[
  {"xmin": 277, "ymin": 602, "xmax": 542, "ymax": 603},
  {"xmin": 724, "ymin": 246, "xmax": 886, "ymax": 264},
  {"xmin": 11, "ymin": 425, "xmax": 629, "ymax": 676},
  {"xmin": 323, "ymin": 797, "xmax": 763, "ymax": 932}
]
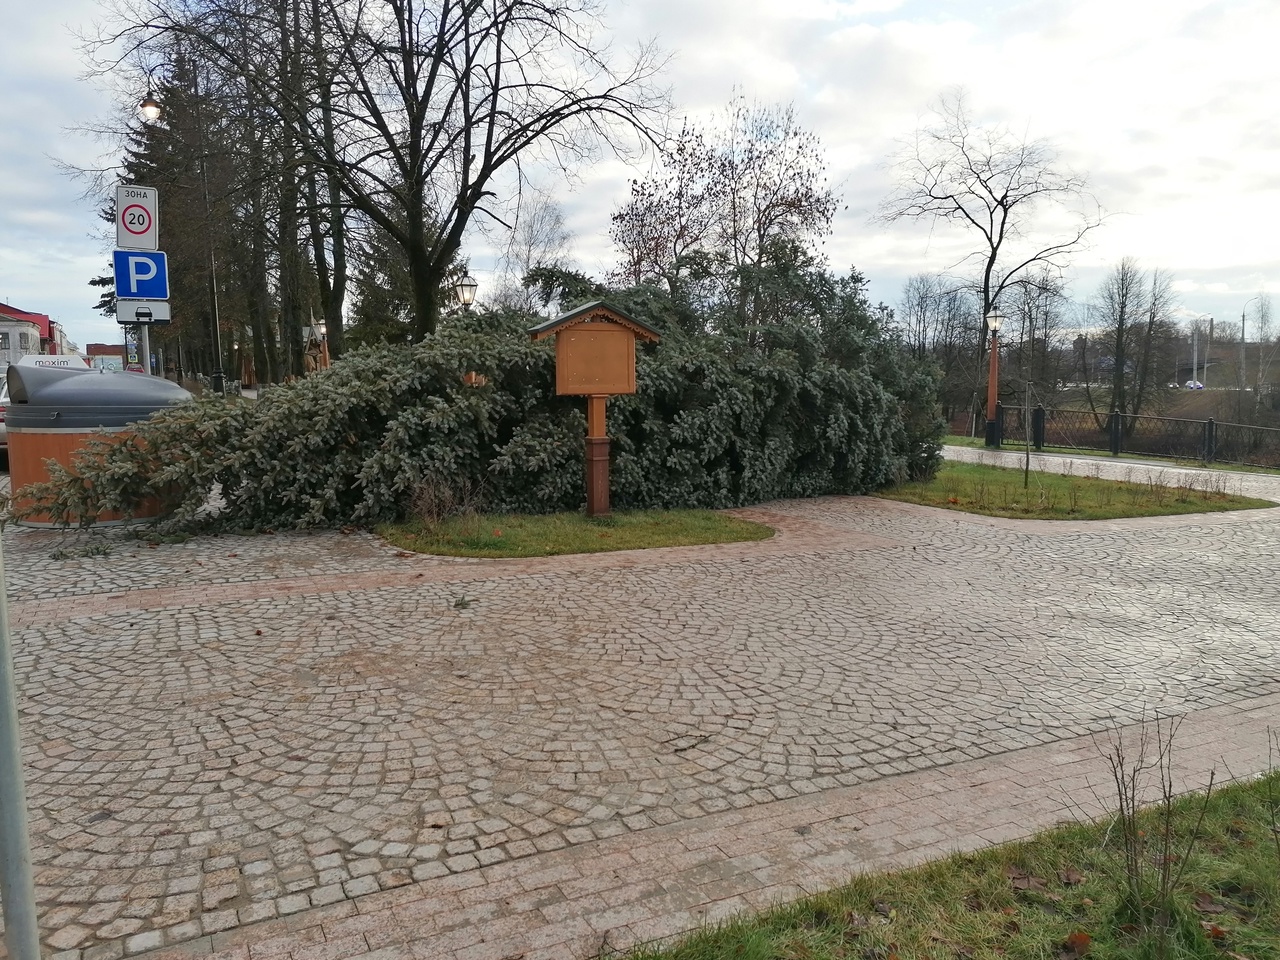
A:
[{"xmin": 4, "ymin": 0, "xmax": 1278, "ymax": 348}]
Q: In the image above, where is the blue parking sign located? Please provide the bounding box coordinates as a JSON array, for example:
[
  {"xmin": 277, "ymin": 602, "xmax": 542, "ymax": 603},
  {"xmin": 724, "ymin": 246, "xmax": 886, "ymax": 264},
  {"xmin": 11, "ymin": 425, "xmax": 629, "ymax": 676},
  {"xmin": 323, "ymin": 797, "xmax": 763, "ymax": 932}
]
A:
[{"xmin": 113, "ymin": 250, "xmax": 169, "ymax": 301}]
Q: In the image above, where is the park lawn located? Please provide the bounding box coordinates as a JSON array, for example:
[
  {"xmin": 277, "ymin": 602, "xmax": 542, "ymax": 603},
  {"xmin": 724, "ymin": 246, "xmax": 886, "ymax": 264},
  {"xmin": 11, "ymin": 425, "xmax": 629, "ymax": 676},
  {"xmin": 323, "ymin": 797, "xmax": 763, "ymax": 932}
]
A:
[
  {"xmin": 877, "ymin": 461, "xmax": 1275, "ymax": 520},
  {"xmin": 626, "ymin": 770, "xmax": 1280, "ymax": 960},
  {"xmin": 379, "ymin": 508, "xmax": 773, "ymax": 558}
]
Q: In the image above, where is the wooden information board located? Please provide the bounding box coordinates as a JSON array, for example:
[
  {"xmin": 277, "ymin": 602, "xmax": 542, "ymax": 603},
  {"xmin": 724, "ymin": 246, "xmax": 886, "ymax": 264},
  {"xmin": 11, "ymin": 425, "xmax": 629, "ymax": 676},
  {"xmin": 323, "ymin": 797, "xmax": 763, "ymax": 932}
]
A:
[{"xmin": 530, "ymin": 302, "xmax": 660, "ymax": 516}]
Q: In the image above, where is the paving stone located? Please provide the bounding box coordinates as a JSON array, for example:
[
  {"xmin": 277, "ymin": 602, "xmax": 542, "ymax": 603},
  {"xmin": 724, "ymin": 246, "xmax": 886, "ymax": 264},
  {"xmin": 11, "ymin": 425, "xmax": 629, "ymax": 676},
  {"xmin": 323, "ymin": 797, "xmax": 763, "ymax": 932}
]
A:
[
  {"xmin": 123, "ymin": 930, "xmax": 164, "ymax": 954},
  {"xmin": 13, "ymin": 459, "xmax": 1280, "ymax": 959}
]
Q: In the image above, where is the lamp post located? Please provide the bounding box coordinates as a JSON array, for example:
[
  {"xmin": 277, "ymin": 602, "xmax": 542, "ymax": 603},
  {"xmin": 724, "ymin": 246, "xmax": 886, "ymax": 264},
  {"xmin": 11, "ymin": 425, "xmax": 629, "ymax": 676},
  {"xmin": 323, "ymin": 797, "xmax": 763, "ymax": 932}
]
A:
[
  {"xmin": 0, "ymin": 539, "xmax": 39, "ymax": 959},
  {"xmin": 138, "ymin": 65, "xmax": 226, "ymax": 396},
  {"xmin": 1242, "ymin": 296, "xmax": 1259, "ymax": 380},
  {"xmin": 984, "ymin": 307, "xmax": 1005, "ymax": 447},
  {"xmin": 454, "ymin": 275, "xmax": 478, "ymax": 310}
]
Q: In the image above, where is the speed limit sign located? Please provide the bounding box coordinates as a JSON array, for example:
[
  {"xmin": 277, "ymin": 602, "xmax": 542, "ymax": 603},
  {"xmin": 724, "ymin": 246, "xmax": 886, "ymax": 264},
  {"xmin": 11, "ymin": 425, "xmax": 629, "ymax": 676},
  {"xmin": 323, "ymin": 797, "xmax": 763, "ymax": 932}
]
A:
[{"xmin": 116, "ymin": 185, "xmax": 159, "ymax": 251}]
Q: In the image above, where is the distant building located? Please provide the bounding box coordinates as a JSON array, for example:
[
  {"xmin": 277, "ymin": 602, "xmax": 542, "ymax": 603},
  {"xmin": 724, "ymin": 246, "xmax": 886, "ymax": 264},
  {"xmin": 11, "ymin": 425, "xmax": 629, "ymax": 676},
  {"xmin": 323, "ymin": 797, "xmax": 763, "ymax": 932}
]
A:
[
  {"xmin": 0, "ymin": 301, "xmax": 81, "ymax": 358},
  {"xmin": 86, "ymin": 342, "xmax": 126, "ymax": 372},
  {"xmin": 0, "ymin": 312, "xmax": 42, "ymax": 366}
]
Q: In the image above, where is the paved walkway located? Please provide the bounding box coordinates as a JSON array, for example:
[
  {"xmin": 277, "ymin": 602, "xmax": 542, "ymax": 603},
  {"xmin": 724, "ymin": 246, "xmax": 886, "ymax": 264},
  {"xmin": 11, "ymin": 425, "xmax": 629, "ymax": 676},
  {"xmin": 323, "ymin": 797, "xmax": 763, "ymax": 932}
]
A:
[{"xmin": 4, "ymin": 453, "xmax": 1280, "ymax": 959}]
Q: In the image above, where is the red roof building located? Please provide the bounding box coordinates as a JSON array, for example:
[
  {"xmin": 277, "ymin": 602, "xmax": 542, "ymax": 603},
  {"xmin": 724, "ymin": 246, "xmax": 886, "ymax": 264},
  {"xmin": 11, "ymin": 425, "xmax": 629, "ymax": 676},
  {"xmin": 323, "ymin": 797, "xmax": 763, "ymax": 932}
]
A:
[{"xmin": 0, "ymin": 302, "xmax": 75, "ymax": 355}]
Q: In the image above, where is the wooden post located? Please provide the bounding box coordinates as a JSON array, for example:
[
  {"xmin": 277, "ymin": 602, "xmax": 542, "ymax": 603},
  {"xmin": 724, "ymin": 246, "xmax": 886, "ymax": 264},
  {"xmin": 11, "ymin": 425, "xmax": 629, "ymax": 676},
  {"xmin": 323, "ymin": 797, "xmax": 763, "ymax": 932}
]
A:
[
  {"xmin": 585, "ymin": 395, "xmax": 609, "ymax": 517},
  {"xmin": 587, "ymin": 394, "xmax": 606, "ymax": 438}
]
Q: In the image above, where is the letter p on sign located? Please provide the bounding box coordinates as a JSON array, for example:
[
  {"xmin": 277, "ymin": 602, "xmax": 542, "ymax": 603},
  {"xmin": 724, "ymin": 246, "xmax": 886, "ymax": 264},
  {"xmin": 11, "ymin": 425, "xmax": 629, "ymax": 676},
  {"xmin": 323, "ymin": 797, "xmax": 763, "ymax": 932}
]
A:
[{"xmin": 129, "ymin": 257, "xmax": 156, "ymax": 287}]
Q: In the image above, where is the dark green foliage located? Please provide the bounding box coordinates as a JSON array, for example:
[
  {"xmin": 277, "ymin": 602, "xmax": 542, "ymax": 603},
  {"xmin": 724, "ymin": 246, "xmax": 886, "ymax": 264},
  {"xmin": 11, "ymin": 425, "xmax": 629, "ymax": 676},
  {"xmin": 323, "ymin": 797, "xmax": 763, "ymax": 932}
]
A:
[
  {"xmin": 21, "ymin": 300, "xmax": 941, "ymax": 531},
  {"xmin": 610, "ymin": 328, "xmax": 899, "ymax": 508}
]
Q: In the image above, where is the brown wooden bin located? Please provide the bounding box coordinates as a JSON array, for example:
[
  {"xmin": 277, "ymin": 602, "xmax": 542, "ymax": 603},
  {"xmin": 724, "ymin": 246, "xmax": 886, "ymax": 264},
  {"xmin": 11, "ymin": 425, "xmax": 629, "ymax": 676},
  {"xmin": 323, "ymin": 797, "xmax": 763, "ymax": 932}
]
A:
[{"xmin": 6, "ymin": 365, "xmax": 191, "ymax": 527}]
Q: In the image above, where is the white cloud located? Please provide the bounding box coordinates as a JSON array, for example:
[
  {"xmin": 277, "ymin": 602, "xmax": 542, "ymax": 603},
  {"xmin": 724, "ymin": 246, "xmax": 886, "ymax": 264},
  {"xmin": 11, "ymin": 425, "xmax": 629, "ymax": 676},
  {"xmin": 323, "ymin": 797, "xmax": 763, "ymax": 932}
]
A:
[{"xmin": 7, "ymin": 0, "xmax": 1280, "ymax": 346}]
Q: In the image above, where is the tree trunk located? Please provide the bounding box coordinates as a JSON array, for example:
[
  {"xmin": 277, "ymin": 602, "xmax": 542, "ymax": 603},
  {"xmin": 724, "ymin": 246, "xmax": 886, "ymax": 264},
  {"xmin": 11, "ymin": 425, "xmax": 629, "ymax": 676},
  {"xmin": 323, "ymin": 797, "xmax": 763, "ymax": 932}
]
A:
[
  {"xmin": 277, "ymin": 0, "xmax": 304, "ymax": 377},
  {"xmin": 308, "ymin": 0, "xmax": 346, "ymax": 359}
]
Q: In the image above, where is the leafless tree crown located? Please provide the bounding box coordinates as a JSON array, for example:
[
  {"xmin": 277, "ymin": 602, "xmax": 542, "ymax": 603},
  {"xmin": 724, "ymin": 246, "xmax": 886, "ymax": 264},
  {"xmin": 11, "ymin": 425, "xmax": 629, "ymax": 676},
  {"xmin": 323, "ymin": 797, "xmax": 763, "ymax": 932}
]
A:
[{"xmin": 878, "ymin": 90, "xmax": 1103, "ymax": 324}]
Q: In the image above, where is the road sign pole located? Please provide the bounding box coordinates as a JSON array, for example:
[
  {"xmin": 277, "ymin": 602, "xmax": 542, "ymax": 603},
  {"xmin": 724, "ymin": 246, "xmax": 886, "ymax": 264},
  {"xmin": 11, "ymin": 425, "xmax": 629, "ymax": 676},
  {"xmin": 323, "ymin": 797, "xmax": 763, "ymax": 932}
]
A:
[
  {"xmin": 0, "ymin": 533, "xmax": 41, "ymax": 960},
  {"xmin": 139, "ymin": 325, "xmax": 152, "ymax": 376}
]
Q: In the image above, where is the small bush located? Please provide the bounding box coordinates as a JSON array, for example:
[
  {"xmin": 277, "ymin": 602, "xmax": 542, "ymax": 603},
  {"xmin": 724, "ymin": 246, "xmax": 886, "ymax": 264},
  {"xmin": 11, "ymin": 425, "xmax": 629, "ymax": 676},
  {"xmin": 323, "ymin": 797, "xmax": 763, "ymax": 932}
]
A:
[{"xmin": 408, "ymin": 476, "xmax": 487, "ymax": 528}]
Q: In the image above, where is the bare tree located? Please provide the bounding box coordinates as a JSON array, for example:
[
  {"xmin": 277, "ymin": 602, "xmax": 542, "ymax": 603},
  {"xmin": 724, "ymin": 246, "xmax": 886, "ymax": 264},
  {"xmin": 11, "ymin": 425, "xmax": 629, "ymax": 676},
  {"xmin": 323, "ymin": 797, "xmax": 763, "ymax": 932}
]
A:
[
  {"xmin": 895, "ymin": 272, "xmax": 978, "ymax": 421},
  {"xmin": 492, "ymin": 191, "xmax": 573, "ymax": 313},
  {"xmin": 877, "ymin": 90, "xmax": 1103, "ymax": 340},
  {"xmin": 610, "ymin": 96, "xmax": 838, "ymax": 327},
  {"xmin": 1253, "ymin": 294, "xmax": 1279, "ymax": 414},
  {"xmin": 716, "ymin": 98, "xmax": 838, "ymax": 325},
  {"xmin": 93, "ymin": 0, "xmax": 669, "ymax": 340},
  {"xmin": 609, "ymin": 120, "xmax": 720, "ymax": 298},
  {"xmin": 1086, "ymin": 259, "xmax": 1177, "ymax": 419}
]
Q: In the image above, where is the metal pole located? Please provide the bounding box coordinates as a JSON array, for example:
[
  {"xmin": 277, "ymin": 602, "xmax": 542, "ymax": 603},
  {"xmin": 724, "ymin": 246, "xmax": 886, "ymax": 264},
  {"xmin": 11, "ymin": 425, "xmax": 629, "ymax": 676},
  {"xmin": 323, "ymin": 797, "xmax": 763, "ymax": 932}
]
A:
[
  {"xmin": 139, "ymin": 324, "xmax": 152, "ymax": 376},
  {"xmin": 0, "ymin": 534, "xmax": 41, "ymax": 960},
  {"xmin": 193, "ymin": 66, "xmax": 225, "ymax": 396},
  {"xmin": 984, "ymin": 330, "xmax": 1000, "ymax": 446},
  {"xmin": 1242, "ymin": 305, "xmax": 1249, "ymax": 397}
]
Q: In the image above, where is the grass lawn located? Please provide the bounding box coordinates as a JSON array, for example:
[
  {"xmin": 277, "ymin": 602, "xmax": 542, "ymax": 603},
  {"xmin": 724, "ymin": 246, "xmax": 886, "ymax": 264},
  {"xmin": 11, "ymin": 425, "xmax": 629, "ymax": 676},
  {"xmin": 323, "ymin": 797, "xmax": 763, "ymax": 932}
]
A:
[
  {"xmin": 379, "ymin": 508, "xmax": 774, "ymax": 558},
  {"xmin": 628, "ymin": 771, "xmax": 1280, "ymax": 960},
  {"xmin": 877, "ymin": 461, "xmax": 1274, "ymax": 520}
]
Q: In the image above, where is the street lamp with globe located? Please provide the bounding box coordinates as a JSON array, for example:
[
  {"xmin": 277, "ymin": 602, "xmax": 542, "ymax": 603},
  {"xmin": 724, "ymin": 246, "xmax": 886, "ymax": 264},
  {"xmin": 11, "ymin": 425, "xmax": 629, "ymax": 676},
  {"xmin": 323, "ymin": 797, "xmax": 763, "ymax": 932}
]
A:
[
  {"xmin": 454, "ymin": 275, "xmax": 478, "ymax": 310},
  {"xmin": 984, "ymin": 307, "xmax": 1005, "ymax": 447}
]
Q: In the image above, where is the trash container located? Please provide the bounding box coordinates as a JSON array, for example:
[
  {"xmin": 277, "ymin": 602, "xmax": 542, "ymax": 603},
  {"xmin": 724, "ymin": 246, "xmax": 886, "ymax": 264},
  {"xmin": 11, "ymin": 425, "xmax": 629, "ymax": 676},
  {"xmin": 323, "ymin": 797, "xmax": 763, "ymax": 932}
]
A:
[{"xmin": 7, "ymin": 365, "xmax": 192, "ymax": 526}]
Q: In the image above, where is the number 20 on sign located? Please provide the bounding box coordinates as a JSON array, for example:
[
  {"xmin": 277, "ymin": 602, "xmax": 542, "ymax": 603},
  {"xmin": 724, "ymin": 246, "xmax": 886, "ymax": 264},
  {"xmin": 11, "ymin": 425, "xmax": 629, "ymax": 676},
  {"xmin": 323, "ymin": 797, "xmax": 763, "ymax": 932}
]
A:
[{"xmin": 116, "ymin": 185, "xmax": 159, "ymax": 251}]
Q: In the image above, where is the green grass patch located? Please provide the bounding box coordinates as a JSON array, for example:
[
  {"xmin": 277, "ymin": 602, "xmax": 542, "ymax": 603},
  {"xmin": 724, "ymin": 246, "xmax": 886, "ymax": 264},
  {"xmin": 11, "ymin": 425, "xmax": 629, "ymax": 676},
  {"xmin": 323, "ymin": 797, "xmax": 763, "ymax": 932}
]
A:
[
  {"xmin": 627, "ymin": 771, "xmax": 1280, "ymax": 960},
  {"xmin": 877, "ymin": 461, "xmax": 1274, "ymax": 520},
  {"xmin": 379, "ymin": 508, "xmax": 774, "ymax": 558}
]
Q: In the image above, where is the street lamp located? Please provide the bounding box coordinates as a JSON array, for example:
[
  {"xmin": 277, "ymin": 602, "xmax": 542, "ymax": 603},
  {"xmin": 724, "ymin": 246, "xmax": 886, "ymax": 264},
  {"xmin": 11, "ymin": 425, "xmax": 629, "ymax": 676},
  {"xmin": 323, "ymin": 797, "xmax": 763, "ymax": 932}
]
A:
[
  {"xmin": 984, "ymin": 307, "xmax": 1005, "ymax": 447},
  {"xmin": 138, "ymin": 94, "xmax": 163, "ymax": 122},
  {"xmin": 137, "ymin": 65, "xmax": 226, "ymax": 396},
  {"xmin": 454, "ymin": 275, "xmax": 478, "ymax": 309}
]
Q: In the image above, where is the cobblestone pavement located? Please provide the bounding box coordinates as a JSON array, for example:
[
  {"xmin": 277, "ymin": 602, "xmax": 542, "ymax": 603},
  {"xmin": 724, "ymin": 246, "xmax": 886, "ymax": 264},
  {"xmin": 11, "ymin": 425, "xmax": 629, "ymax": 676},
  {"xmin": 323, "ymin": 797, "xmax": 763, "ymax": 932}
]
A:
[{"xmin": 5, "ymin": 454, "xmax": 1280, "ymax": 958}]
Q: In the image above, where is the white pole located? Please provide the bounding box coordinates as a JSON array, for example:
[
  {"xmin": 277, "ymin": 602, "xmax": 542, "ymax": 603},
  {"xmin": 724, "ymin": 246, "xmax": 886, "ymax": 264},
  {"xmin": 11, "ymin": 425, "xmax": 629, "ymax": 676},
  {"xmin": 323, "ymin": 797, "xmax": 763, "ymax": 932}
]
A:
[
  {"xmin": 0, "ymin": 533, "xmax": 41, "ymax": 959},
  {"xmin": 1204, "ymin": 315, "xmax": 1213, "ymax": 386},
  {"xmin": 139, "ymin": 324, "xmax": 152, "ymax": 376}
]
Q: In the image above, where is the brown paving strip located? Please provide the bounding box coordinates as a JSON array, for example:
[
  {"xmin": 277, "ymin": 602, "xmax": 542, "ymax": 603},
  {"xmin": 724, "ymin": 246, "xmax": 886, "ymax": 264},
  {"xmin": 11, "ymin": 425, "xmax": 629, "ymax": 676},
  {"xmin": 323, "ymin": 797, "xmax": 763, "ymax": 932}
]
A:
[
  {"xmin": 8, "ymin": 509, "xmax": 901, "ymax": 627},
  {"xmin": 134, "ymin": 691, "xmax": 1280, "ymax": 960},
  {"xmin": 12, "ymin": 491, "xmax": 1264, "ymax": 630}
]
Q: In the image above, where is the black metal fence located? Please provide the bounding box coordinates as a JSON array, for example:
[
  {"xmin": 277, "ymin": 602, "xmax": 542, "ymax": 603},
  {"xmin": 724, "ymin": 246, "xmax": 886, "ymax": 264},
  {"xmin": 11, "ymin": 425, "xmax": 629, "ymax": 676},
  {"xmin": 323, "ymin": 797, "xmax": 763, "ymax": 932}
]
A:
[
  {"xmin": 1213, "ymin": 421, "xmax": 1280, "ymax": 468},
  {"xmin": 991, "ymin": 403, "xmax": 1280, "ymax": 469}
]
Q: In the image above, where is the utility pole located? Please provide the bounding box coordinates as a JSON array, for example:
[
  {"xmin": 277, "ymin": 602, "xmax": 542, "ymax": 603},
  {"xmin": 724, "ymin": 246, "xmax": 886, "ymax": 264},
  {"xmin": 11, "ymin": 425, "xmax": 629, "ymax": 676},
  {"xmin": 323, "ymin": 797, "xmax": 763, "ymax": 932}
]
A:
[
  {"xmin": 1241, "ymin": 297, "xmax": 1259, "ymax": 420},
  {"xmin": 1204, "ymin": 315, "xmax": 1213, "ymax": 386},
  {"xmin": 1242, "ymin": 306, "xmax": 1248, "ymax": 395}
]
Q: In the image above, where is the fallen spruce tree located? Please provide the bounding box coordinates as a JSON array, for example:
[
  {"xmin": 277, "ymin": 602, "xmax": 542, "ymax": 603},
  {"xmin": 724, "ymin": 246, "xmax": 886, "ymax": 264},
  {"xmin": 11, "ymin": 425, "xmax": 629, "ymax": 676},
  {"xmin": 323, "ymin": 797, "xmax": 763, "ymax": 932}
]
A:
[{"xmin": 15, "ymin": 307, "xmax": 942, "ymax": 532}]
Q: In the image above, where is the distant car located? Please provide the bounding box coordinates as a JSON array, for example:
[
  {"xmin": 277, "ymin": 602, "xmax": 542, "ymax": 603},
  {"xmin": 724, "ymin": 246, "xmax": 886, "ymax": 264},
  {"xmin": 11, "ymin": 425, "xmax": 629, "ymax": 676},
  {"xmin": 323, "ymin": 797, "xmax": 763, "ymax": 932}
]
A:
[{"xmin": 1184, "ymin": 380, "xmax": 1204, "ymax": 390}]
